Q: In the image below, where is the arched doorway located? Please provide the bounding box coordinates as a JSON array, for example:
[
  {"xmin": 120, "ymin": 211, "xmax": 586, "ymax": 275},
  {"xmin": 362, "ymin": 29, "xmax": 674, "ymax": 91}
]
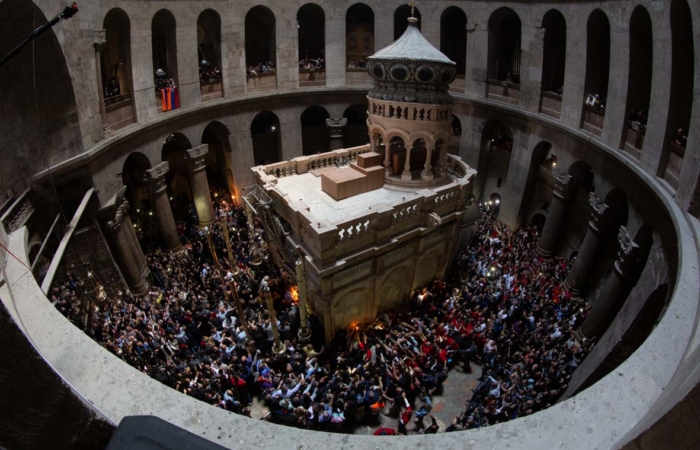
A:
[
  {"xmin": 440, "ymin": 7, "xmax": 467, "ymax": 77},
  {"xmin": 102, "ymin": 8, "xmax": 136, "ymax": 130},
  {"xmin": 394, "ymin": 4, "xmax": 420, "ymax": 40},
  {"xmin": 659, "ymin": 0, "xmax": 695, "ymax": 189},
  {"xmin": 245, "ymin": 6, "xmax": 276, "ymax": 71},
  {"xmin": 343, "ymin": 104, "xmax": 369, "ymax": 148},
  {"xmin": 476, "ymin": 120, "xmax": 513, "ymax": 199},
  {"xmin": 301, "ymin": 106, "xmax": 330, "ymax": 155},
  {"xmin": 251, "ymin": 111, "xmax": 282, "ymax": 166},
  {"xmin": 487, "ymin": 8, "xmax": 521, "ymax": 84},
  {"xmin": 161, "ymin": 133, "xmax": 193, "ymax": 207},
  {"xmin": 202, "ymin": 122, "xmax": 235, "ymax": 198},
  {"xmin": 620, "ymin": 6, "xmax": 652, "ymax": 157},
  {"xmin": 581, "ymin": 9, "xmax": 610, "ymax": 134},
  {"xmin": 346, "ymin": 4, "xmax": 374, "ymax": 68},
  {"xmin": 198, "ymin": 9, "xmax": 223, "ymax": 101},
  {"xmin": 152, "ymin": 9, "xmax": 179, "ymax": 111}
]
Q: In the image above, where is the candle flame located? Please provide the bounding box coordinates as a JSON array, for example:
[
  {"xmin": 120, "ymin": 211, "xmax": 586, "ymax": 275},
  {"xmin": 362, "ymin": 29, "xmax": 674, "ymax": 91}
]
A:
[{"xmin": 290, "ymin": 286, "xmax": 299, "ymax": 303}]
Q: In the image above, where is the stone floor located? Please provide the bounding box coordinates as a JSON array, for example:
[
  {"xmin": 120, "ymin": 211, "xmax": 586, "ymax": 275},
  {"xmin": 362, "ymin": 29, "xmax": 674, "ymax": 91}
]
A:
[{"xmin": 248, "ymin": 364, "xmax": 483, "ymax": 435}]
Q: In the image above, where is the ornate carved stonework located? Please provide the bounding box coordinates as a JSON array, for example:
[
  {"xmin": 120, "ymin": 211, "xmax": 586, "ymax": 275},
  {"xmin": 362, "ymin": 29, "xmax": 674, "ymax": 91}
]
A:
[
  {"xmin": 147, "ymin": 162, "xmax": 170, "ymax": 192},
  {"xmin": 589, "ymin": 192, "xmax": 611, "ymax": 230},
  {"xmin": 185, "ymin": 145, "xmax": 209, "ymax": 172},
  {"xmin": 93, "ymin": 29, "xmax": 106, "ymax": 50},
  {"xmin": 106, "ymin": 200, "xmax": 130, "ymax": 231},
  {"xmin": 326, "ymin": 118, "xmax": 347, "ymax": 138},
  {"xmin": 616, "ymin": 226, "xmax": 641, "ymax": 277},
  {"xmin": 552, "ymin": 169, "xmax": 574, "ymax": 198}
]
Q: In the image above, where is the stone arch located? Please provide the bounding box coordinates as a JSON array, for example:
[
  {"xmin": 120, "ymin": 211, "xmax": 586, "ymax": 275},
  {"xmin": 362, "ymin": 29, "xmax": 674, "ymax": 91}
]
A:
[
  {"xmin": 122, "ymin": 152, "xmax": 153, "ymax": 236},
  {"xmin": 346, "ymin": 3, "xmax": 374, "ymax": 66},
  {"xmin": 343, "ymin": 103, "xmax": 369, "ymax": 148},
  {"xmin": 541, "ymin": 9, "xmax": 566, "ymax": 94},
  {"xmin": 297, "ymin": 4, "xmax": 325, "ymax": 62},
  {"xmin": 581, "ymin": 8, "xmax": 610, "ymax": 131},
  {"xmin": 475, "ymin": 119, "xmax": 513, "ymax": 200},
  {"xmin": 161, "ymin": 132, "xmax": 193, "ymax": 202},
  {"xmin": 531, "ymin": 213, "xmax": 546, "ymax": 234},
  {"xmin": 516, "ymin": 141, "xmax": 552, "ymax": 226},
  {"xmin": 202, "ymin": 121, "xmax": 234, "ymax": 197},
  {"xmin": 567, "ymin": 160, "xmax": 595, "ymax": 193},
  {"xmin": 152, "ymin": 9, "xmax": 178, "ymax": 87},
  {"xmin": 197, "ymin": 9, "xmax": 223, "ymax": 100},
  {"xmin": 301, "ymin": 105, "xmax": 330, "ymax": 156},
  {"xmin": 603, "ymin": 188, "xmax": 629, "ymax": 229},
  {"xmin": 251, "ymin": 111, "xmax": 282, "ymax": 166},
  {"xmin": 620, "ymin": 6, "xmax": 652, "ymax": 156},
  {"xmin": 415, "ymin": 249, "xmax": 444, "ymax": 288},
  {"xmin": 394, "ymin": 4, "xmax": 421, "ymax": 40},
  {"xmin": 332, "ymin": 287, "xmax": 372, "ymax": 334},
  {"xmin": 377, "ymin": 265, "xmax": 413, "ymax": 312},
  {"xmin": 440, "ymin": 6, "xmax": 467, "ymax": 76},
  {"xmin": 487, "ymin": 7, "xmax": 521, "ymax": 83},
  {"xmin": 102, "ymin": 8, "xmax": 136, "ymax": 130},
  {"xmin": 245, "ymin": 6, "xmax": 276, "ymax": 68}
]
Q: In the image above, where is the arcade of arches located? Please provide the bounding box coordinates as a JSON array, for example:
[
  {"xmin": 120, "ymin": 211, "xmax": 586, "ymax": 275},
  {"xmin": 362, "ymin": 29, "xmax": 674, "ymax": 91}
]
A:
[{"xmin": 0, "ymin": 1, "xmax": 700, "ymax": 450}]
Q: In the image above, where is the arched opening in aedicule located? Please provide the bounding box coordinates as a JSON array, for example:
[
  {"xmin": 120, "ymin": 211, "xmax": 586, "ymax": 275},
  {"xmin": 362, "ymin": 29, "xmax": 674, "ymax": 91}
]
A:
[
  {"xmin": 659, "ymin": 0, "xmax": 695, "ymax": 189},
  {"xmin": 346, "ymin": 3, "xmax": 374, "ymax": 68},
  {"xmin": 476, "ymin": 120, "xmax": 513, "ymax": 200},
  {"xmin": 394, "ymin": 4, "xmax": 421, "ymax": 40},
  {"xmin": 202, "ymin": 122, "xmax": 235, "ymax": 198},
  {"xmin": 620, "ymin": 6, "xmax": 653, "ymax": 158},
  {"xmin": 301, "ymin": 106, "xmax": 331, "ymax": 156},
  {"xmin": 102, "ymin": 8, "xmax": 136, "ymax": 130},
  {"xmin": 246, "ymin": 6, "xmax": 276, "ymax": 72},
  {"xmin": 343, "ymin": 104, "xmax": 369, "ymax": 148},
  {"xmin": 487, "ymin": 8, "xmax": 521, "ymax": 84},
  {"xmin": 152, "ymin": 9, "xmax": 179, "ymax": 111},
  {"xmin": 298, "ymin": 4, "xmax": 324, "ymax": 69},
  {"xmin": 198, "ymin": 9, "xmax": 223, "ymax": 101},
  {"xmin": 161, "ymin": 133, "xmax": 194, "ymax": 205},
  {"xmin": 251, "ymin": 111, "xmax": 282, "ymax": 166},
  {"xmin": 440, "ymin": 7, "xmax": 467, "ymax": 77},
  {"xmin": 122, "ymin": 153, "xmax": 153, "ymax": 242},
  {"xmin": 581, "ymin": 9, "xmax": 610, "ymax": 135}
]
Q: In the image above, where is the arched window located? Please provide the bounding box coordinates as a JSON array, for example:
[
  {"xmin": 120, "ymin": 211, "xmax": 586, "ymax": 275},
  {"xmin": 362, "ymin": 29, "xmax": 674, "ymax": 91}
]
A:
[
  {"xmin": 541, "ymin": 10, "xmax": 566, "ymax": 94},
  {"xmin": 102, "ymin": 8, "xmax": 135, "ymax": 130},
  {"xmin": 487, "ymin": 8, "xmax": 521, "ymax": 84},
  {"xmin": 152, "ymin": 10, "xmax": 179, "ymax": 111},
  {"xmin": 394, "ymin": 4, "xmax": 420, "ymax": 40},
  {"xmin": 346, "ymin": 3, "xmax": 374, "ymax": 68},
  {"xmin": 301, "ymin": 106, "xmax": 330, "ymax": 155},
  {"xmin": 245, "ymin": 6, "xmax": 276, "ymax": 70},
  {"xmin": 581, "ymin": 9, "xmax": 610, "ymax": 134},
  {"xmin": 298, "ymin": 4, "xmax": 324, "ymax": 64},
  {"xmin": 659, "ymin": 0, "xmax": 695, "ymax": 189},
  {"xmin": 620, "ymin": 6, "xmax": 652, "ymax": 157},
  {"xmin": 476, "ymin": 120, "xmax": 514, "ymax": 199},
  {"xmin": 440, "ymin": 7, "xmax": 467, "ymax": 77},
  {"xmin": 198, "ymin": 10, "xmax": 223, "ymax": 100},
  {"xmin": 251, "ymin": 111, "xmax": 282, "ymax": 165}
]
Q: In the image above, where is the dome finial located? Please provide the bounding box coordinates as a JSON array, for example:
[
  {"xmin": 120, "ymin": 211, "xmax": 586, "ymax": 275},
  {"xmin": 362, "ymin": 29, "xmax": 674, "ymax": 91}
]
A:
[{"xmin": 409, "ymin": 0, "xmax": 418, "ymax": 18}]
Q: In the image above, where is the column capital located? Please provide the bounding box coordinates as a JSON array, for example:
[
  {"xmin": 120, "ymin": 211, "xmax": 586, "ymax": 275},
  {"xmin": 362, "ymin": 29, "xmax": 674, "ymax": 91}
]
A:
[
  {"xmin": 93, "ymin": 29, "xmax": 107, "ymax": 50},
  {"xmin": 147, "ymin": 162, "xmax": 170, "ymax": 193},
  {"xmin": 588, "ymin": 192, "xmax": 611, "ymax": 232},
  {"xmin": 552, "ymin": 169, "xmax": 574, "ymax": 199},
  {"xmin": 615, "ymin": 226, "xmax": 641, "ymax": 277},
  {"xmin": 106, "ymin": 199, "xmax": 130, "ymax": 231},
  {"xmin": 326, "ymin": 118, "xmax": 347, "ymax": 139},
  {"xmin": 185, "ymin": 144, "xmax": 209, "ymax": 172}
]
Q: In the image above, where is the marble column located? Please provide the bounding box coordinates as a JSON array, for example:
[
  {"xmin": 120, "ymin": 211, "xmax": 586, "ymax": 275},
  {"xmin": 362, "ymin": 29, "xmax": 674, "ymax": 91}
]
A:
[
  {"xmin": 537, "ymin": 170, "xmax": 575, "ymax": 257},
  {"xmin": 147, "ymin": 162, "xmax": 182, "ymax": 252},
  {"xmin": 577, "ymin": 227, "xmax": 642, "ymax": 341},
  {"xmin": 421, "ymin": 143, "xmax": 434, "ymax": 181},
  {"xmin": 326, "ymin": 118, "xmax": 347, "ymax": 151},
  {"xmin": 104, "ymin": 199, "xmax": 149, "ymax": 295},
  {"xmin": 436, "ymin": 142, "xmax": 448, "ymax": 178},
  {"xmin": 93, "ymin": 30, "xmax": 107, "ymax": 128},
  {"xmin": 402, "ymin": 142, "xmax": 413, "ymax": 180},
  {"xmin": 563, "ymin": 193, "xmax": 613, "ymax": 297},
  {"xmin": 185, "ymin": 145, "xmax": 215, "ymax": 228}
]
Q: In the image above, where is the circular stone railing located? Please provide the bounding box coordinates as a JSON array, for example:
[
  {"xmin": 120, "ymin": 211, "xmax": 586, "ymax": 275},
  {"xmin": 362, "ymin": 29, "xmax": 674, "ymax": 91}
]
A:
[{"xmin": 11, "ymin": 89, "xmax": 700, "ymax": 450}]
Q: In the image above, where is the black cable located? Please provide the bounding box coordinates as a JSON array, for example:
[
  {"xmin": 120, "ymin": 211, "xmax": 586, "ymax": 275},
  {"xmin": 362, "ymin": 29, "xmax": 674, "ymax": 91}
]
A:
[{"xmin": 0, "ymin": 3, "xmax": 78, "ymax": 69}]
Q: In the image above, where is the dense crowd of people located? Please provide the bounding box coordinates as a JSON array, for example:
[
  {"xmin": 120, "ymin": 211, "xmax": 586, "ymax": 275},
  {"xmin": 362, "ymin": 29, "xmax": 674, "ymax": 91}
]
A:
[
  {"xmin": 200, "ymin": 65, "xmax": 222, "ymax": 85},
  {"xmin": 299, "ymin": 57, "xmax": 325, "ymax": 71},
  {"xmin": 247, "ymin": 61, "xmax": 275, "ymax": 78},
  {"xmin": 51, "ymin": 192, "xmax": 590, "ymax": 435},
  {"xmin": 346, "ymin": 59, "xmax": 367, "ymax": 69}
]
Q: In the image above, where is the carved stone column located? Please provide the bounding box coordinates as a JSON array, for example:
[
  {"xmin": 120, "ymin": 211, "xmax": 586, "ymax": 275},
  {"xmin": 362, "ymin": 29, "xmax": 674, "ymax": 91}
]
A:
[
  {"xmin": 537, "ymin": 170, "xmax": 575, "ymax": 257},
  {"xmin": 147, "ymin": 162, "xmax": 182, "ymax": 252},
  {"xmin": 577, "ymin": 227, "xmax": 643, "ymax": 341},
  {"xmin": 436, "ymin": 141, "xmax": 448, "ymax": 178},
  {"xmin": 104, "ymin": 200, "xmax": 149, "ymax": 295},
  {"xmin": 563, "ymin": 193, "xmax": 613, "ymax": 297},
  {"xmin": 93, "ymin": 30, "xmax": 107, "ymax": 128},
  {"xmin": 326, "ymin": 118, "xmax": 347, "ymax": 151},
  {"xmin": 421, "ymin": 143, "xmax": 434, "ymax": 181},
  {"xmin": 402, "ymin": 142, "xmax": 413, "ymax": 181},
  {"xmin": 185, "ymin": 145, "xmax": 215, "ymax": 227}
]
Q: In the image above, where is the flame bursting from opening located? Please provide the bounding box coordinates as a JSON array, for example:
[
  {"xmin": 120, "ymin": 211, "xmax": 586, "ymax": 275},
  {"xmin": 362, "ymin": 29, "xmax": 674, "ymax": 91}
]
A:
[{"xmin": 290, "ymin": 286, "xmax": 299, "ymax": 303}]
